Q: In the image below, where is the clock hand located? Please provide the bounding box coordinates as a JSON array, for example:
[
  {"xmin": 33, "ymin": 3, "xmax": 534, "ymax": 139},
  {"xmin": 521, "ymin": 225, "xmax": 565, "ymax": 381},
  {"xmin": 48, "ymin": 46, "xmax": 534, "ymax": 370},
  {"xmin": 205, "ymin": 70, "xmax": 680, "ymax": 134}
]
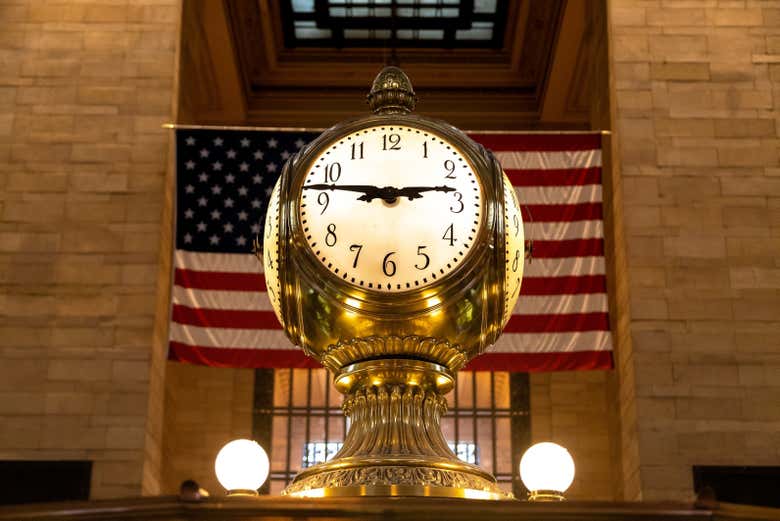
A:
[
  {"xmin": 303, "ymin": 184, "xmax": 456, "ymax": 203},
  {"xmin": 395, "ymin": 185, "xmax": 456, "ymax": 200}
]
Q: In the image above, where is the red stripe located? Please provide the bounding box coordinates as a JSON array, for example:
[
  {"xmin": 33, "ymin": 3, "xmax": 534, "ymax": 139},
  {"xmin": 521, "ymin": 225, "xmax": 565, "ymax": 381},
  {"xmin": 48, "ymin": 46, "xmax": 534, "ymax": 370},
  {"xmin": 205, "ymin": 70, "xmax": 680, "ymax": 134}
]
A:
[
  {"xmin": 503, "ymin": 312, "xmax": 609, "ymax": 333},
  {"xmin": 521, "ymin": 275, "xmax": 607, "ymax": 295},
  {"xmin": 172, "ymin": 304, "xmax": 281, "ymax": 329},
  {"xmin": 168, "ymin": 342, "xmax": 321, "ymax": 369},
  {"xmin": 531, "ymin": 238, "xmax": 604, "ymax": 258},
  {"xmin": 506, "ymin": 167, "xmax": 601, "ymax": 187},
  {"xmin": 173, "ymin": 305, "xmax": 607, "ymax": 333},
  {"xmin": 468, "ymin": 133, "xmax": 601, "ymax": 152},
  {"xmin": 169, "ymin": 342, "xmax": 612, "ymax": 372},
  {"xmin": 522, "ymin": 202, "xmax": 602, "ymax": 222},
  {"xmin": 465, "ymin": 350, "xmax": 613, "ymax": 372},
  {"xmin": 175, "ymin": 268, "xmax": 265, "ymax": 292}
]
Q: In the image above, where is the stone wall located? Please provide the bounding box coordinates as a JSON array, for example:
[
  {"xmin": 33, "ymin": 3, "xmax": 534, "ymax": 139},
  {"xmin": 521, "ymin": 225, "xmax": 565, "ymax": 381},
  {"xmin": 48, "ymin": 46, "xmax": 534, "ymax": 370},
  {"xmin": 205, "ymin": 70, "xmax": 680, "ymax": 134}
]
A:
[
  {"xmin": 609, "ymin": 0, "xmax": 780, "ymax": 501},
  {"xmin": 0, "ymin": 0, "xmax": 178, "ymax": 498}
]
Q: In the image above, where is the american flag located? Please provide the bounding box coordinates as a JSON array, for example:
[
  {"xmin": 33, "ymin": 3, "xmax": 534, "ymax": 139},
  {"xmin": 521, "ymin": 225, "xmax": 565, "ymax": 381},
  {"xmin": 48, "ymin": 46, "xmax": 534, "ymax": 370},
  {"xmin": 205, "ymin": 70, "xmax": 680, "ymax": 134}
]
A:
[{"xmin": 169, "ymin": 129, "xmax": 613, "ymax": 372}]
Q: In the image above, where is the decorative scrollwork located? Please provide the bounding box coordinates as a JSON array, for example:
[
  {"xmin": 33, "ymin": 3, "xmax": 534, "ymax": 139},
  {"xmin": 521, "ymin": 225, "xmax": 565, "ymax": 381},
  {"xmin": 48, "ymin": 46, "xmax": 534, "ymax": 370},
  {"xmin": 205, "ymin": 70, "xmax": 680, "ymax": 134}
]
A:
[
  {"xmin": 283, "ymin": 466, "xmax": 510, "ymax": 497},
  {"xmin": 320, "ymin": 335, "xmax": 469, "ymax": 372}
]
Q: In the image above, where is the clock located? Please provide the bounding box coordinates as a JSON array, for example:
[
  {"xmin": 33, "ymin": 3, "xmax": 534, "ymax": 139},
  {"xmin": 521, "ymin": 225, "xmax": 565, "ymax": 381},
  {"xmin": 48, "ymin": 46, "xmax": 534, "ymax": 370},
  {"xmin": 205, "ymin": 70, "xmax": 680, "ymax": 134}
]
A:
[
  {"xmin": 298, "ymin": 124, "xmax": 483, "ymax": 293},
  {"xmin": 502, "ymin": 172, "xmax": 525, "ymax": 327}
]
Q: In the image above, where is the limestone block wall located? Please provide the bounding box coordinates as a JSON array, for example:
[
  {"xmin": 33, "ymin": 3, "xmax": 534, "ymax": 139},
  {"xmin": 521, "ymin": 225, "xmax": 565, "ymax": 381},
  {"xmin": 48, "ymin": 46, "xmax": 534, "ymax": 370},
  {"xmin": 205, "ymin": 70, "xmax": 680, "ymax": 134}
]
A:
[
  {"xmin": 0, "ymin": 1, "xmax": 178, "ymax": 498},
  {"xmin": 609, "ymin": 0, "xmax": 780, "ymax": 501}
]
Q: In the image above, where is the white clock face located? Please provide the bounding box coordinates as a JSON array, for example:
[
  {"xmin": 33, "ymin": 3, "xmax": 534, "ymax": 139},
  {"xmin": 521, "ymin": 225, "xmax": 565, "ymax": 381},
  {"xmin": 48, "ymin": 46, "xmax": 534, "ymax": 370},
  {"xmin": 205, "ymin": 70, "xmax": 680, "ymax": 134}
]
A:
[
  {"xmin": 502, "ymin": 172, "xmax": 524, "ymax": 327},
  {"xmin": 299, "ymin": 124, "xmax": 484, "ymax": 293},
  {"xmin": 263, "ymin": 177, "xmax": 283, "ymax": 323}
]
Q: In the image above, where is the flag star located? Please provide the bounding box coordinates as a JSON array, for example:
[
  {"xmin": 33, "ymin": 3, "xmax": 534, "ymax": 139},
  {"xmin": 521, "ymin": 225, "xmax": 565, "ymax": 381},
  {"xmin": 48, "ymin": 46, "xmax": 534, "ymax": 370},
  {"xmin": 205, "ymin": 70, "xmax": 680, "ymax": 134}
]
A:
[
  {"xmin": 253, "ymin": 150, "xmax": 264, "ymax": 160},
  {"xmin": 267, "ymin": 138, "xmax": 278, "ymax": 148},
  {"xmin": 251, "ymin": 199, "xmax": 261, "ymax": 209},
  {"xmin": 198, "ymin": 172, "xmax": 209, "ymax": 182},
  {"xmin": 210, "ymin": 209, "xmax": 221, "ymax": 220},
  {"xmin": 226, "ymin": 149, "xmax": 237, "ymax": 159},
  {"xmin": 185, "ymin": 160, "xmax": 195, "ymax": 170},
  {"xmin": 212, "ymin": 161, "xmax": 222, "ymax": 171},
  {"xmin": 240, "ymin": 138, "xmax": 250, "ymax": 147},
  {"xmin": 209, "ymin": 234, "xmax": 220, "ymax": 245},
  {"xmin": 184, "ymin": 208, "xmax": 194, "ymax": 219},
  {"xmin": 185, "ymin": 136, "xmax": 196, "ymax": 146},
  {"xmin": 281, "ymin": 150, "xmax": 290, "ymax": 160},
  {"xmin": 238, "ymin": 186, "xmax": 248, "ymax": 196},
  {"xmin": 183, "ymin": 233, "xmax": 193, "ymax": 244},
  {"xmin": 236, "ymin": 236, "xmax": 247, "ymax": 246},
  {"xmin": 225, "ymin": 173, "xmax": 235, "ymax": 183},
  {"xmin": 237, "ymin": 210, "xmax": 248, "ymax": 221},
  {"xmin": 252, "ymin": 174, "xmax": 262, "ymax": 184},
  {"xmin": 265, "ymin": 186, "xmax": 273, "ymax": 196},
  {"xmin": 197, "ymin": 196, "xmax": 208, "ymax": 207},
  {"xmin": 266, "ymin": 162, "xmax": 278, "ymax": 173},
  {"xmin": 224, "ymin": 198, "xmax": 234, "ymax": 208},
  {"xmin": 295, "ymin": 139, "xmax": 305, "ymax": 149},
  {"xmin": 223, "ymin": 222, "xmax": 234, "ymax": 233},
  {"xmin": 185, "ymin": 184, "xmax": 195, "ymax": 194},
  {"xmin": 239, "ymin": 162, "xmax": 249, "ymax": 172},
  {"xmin": 250, "ymin": 222, "xmax": 261, "ymax": 234},
  {"xmin": 196, "ymin": 221, "xmax": 207, "ymax": 232},
  {"xmin": 211, "ymin": 185, "xmax": 222, "ymax": 195},
  {"xmin": 213, "ymin": 137, "xmax": 223, "ymax": 146},
  {"xmin": 200, "ymin": 148, "xmax": 209, "ymax": 158}
]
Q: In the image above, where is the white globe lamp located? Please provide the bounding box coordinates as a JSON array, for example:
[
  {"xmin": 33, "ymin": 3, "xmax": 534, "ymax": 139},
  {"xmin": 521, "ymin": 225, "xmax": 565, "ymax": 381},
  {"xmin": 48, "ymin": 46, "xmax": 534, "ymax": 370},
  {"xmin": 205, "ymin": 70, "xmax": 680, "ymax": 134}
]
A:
[
  {"xmin": 519, "ymin": 442, "xmax": 575, "ymax": 501},
  {"xmin": 214, "ymin": 439, "xmax": 270, "ymax": 496}
]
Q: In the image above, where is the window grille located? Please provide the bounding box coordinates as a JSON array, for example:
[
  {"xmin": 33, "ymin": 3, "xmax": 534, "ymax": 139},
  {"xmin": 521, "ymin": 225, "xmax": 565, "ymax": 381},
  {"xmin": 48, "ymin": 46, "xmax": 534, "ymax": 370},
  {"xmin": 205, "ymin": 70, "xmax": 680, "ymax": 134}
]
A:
[{"xmin": 253, "ymin": 368, "xmax": 530, "ymax": 496}]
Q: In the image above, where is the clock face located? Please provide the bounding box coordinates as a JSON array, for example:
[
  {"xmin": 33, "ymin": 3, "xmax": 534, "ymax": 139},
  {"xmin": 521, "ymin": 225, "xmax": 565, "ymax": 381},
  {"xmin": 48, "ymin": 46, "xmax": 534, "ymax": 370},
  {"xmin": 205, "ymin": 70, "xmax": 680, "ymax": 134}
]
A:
[
  {"xmin": 502, "ymin": 172, "xmax": 524, "ymax": 327},
  {"xmin": 298, "ymin": 124, "xmax": 484, "ymax": 293},
  {"xmin": 263, "ymin": 177, "xmax": 284, "ymax": 324}
]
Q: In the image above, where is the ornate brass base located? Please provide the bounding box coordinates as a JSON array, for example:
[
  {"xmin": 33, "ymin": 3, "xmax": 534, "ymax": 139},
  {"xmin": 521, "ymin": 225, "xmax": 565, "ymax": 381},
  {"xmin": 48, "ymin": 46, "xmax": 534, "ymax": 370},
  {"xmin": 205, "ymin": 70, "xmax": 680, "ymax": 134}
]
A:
[{"xmin": 282, "ymin": 358, "xmax": 511, "ymax": 499}]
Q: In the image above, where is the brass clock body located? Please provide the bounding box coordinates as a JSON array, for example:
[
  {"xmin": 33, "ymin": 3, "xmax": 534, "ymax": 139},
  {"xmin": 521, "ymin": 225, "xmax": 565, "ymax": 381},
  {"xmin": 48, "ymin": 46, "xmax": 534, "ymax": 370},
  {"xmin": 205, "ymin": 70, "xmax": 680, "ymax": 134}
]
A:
[{"xmin": 261, "ymin": 67, "xmax": 524, "ymax": 499}]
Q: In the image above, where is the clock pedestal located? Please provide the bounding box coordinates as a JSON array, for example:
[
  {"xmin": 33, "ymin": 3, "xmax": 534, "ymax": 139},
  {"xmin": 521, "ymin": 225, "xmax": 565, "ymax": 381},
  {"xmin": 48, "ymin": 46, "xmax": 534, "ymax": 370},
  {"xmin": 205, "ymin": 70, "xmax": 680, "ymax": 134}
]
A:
[{"xmin": 282, "ymin": 338, "xmax": 510, "ymax": 499}]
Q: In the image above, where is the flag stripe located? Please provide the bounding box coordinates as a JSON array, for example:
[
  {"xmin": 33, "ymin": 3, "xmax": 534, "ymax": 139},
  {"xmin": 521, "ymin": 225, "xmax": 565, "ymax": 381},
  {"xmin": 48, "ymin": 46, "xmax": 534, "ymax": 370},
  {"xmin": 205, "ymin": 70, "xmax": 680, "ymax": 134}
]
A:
[
  {"xmin": 495, "ymin": 150, "xmax": 602, "ymax": 170},
  {"xmin": 465, "ymin": 351, "xmax": 613, "ymax": 371},
  {"xmin": 519, "ymin": 185, "xmax": 602, "ymax": 206},
  {"xmin": 174, "ymin": 287, "xmax": 608, "ymax": 316},
  {"xmin": 469, "ymin": 133, "xmax": 601, "ymax": 152},
  {"xmin": 505, "ymin": 167, "xmax": 601, "ymax": 187},
  {"xmin": 520, "ymin": 275, "xmax": 606, "ymax": 295},
  {"xmin": 531, "ymin": 238, "xmax": 604, "ymax": 258},
  {"xmin": 522, "ymin": 202, "xmax": 602, "ymax": 223},
  {"xmin": 504, "ymin": 312, "xmax": 609, "ymax": 333},
  {"xmin": 170, "ymin": 324, "xmax": 611, "ymax": 353}
]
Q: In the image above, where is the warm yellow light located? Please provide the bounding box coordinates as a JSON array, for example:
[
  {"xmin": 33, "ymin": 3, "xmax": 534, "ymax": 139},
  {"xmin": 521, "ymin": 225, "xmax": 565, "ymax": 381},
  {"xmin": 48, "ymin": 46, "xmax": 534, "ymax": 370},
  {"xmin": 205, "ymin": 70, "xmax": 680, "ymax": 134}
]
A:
[
  {"xmin": 426, "ymin": 296, "xmax": 442, "ymax": 308},
  {"xmin": 215, "ymin": 439, "xmax": 270, "ymax": 495},
  {"xmin": 519, "ymin": 442, "xmax": 575, "ymax": 500},
  {"xmin": 344, "ymin": 297, "xmax": 362, "ymax": 309}
]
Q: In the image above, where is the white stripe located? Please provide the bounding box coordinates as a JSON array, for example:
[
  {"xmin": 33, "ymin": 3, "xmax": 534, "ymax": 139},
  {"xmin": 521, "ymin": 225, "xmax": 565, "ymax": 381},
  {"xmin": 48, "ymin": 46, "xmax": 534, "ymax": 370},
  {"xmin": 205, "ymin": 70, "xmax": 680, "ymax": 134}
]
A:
[
  {"xmin": 495, "ymin": 149, "xmax": 602, "ymax": 170},
  {"xmin": 173, "ymin": 286, "xmax": 273, "ymax": 311},
  {"xmin": 169, "ymin": 323, "xmax": 293, "ymax": 349},
  {"xmin": 526, "ymin": 219, "xmax": 603, "ymax": 241},
  {"xmin": 524, "ymin": 256, "xmax": 604, "ymax": 278},
  {"xmin": 175, "ymin": 250, "xmax": 264, "ymax": 273},
  {"xmin": 517, "ymin": 185, "xmax": 602, "ymax": 205},
  {"xmin": 516, "ymin": 293, "xmax": 608, "ymax": 316},
  {"xmin": 490, "ymin": 330, "xmax": 612, "ymax": 353}
]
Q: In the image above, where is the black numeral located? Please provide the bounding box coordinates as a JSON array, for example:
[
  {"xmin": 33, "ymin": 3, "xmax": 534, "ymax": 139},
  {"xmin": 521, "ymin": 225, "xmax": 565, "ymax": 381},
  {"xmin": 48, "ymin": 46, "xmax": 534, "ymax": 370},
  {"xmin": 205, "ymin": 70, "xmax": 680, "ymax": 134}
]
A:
[
  {"xmin": 382, "ymin": 133, "xmax": 401, "ymax": 150},
  {"xmin": 512, "ymin": 249, "xmax": 520, "ymax": 272},
  {"xmin": 513, "ymin": 214, "xmax": 520, "ymax": 237},
  {"xmin": 317, "ymin": 192, "xmax": 330, "ymax": 214},
  {"xmin": 422, "ymin": 141, "xmax": 428, "ymax": 158},
  {"xmin": 351, "ymin": 142, "xmax": 364, "ymax": 160},
  {"xmin": 324, "ymin": 162, "xmax": 341, "ymax": 183},
  {"xmin": 450, "ymin": 191, "xmax": 464, "ymax": 213},
  {"xmin": 414, "ymin": 245, "xmax": 430, "ymax": 270},
  {"xmin": 442, "ymin": 224, "xmax": 456, "ymax": 246},
  {"xmin": 266, "ymin": 247, "xmax": 273, "ymax": 269},
  {"xmin": 325, "ymin": 223, "xmax": 337, "ymax": 247},
  {"xmin": 382, "ymin": 251, "xmax": 397, "ymax": 276},
  {"xmin": 349, "ymin": 244, "xmax": 363, "ymax": 268},
  {"xmin": 444, "ymin": 159, "xmax": 456, "ymax": 179}
]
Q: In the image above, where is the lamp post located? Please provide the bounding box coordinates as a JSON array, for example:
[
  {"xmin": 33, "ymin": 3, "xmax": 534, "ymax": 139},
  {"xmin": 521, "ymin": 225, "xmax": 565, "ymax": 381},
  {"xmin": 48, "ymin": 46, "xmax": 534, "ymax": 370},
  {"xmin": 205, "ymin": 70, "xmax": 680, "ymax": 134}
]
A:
[
  {"xmin": 519, "ymin": 442, "xmax": 575, "ymax": 501},
  {"xmin": 214, "ymin": 439, "xmax": 270, "ymax": 497}
]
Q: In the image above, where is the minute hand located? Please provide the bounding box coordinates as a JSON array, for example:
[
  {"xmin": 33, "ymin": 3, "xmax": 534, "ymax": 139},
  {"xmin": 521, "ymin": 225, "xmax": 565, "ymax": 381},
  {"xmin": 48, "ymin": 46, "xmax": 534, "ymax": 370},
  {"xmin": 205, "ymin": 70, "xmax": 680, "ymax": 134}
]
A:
[{"xmin": 395, "ymin": 186, "xmax": 456, "ymax": 200}]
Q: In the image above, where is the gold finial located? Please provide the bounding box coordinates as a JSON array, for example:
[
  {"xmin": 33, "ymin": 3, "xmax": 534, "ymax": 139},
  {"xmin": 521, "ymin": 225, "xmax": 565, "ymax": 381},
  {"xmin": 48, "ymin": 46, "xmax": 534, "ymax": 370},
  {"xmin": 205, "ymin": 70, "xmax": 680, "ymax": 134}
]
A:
[{"xmin": 367, "ymin": 66, "xmax": 417, "ymax": 115}]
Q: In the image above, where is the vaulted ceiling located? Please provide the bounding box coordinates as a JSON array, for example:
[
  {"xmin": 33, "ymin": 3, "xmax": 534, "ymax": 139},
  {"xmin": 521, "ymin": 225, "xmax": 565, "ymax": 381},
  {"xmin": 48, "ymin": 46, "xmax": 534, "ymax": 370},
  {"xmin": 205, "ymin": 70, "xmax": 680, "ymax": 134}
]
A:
[{"xmin": 178, "ymin": 0, "xmax": 605, "ymax": 130}]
